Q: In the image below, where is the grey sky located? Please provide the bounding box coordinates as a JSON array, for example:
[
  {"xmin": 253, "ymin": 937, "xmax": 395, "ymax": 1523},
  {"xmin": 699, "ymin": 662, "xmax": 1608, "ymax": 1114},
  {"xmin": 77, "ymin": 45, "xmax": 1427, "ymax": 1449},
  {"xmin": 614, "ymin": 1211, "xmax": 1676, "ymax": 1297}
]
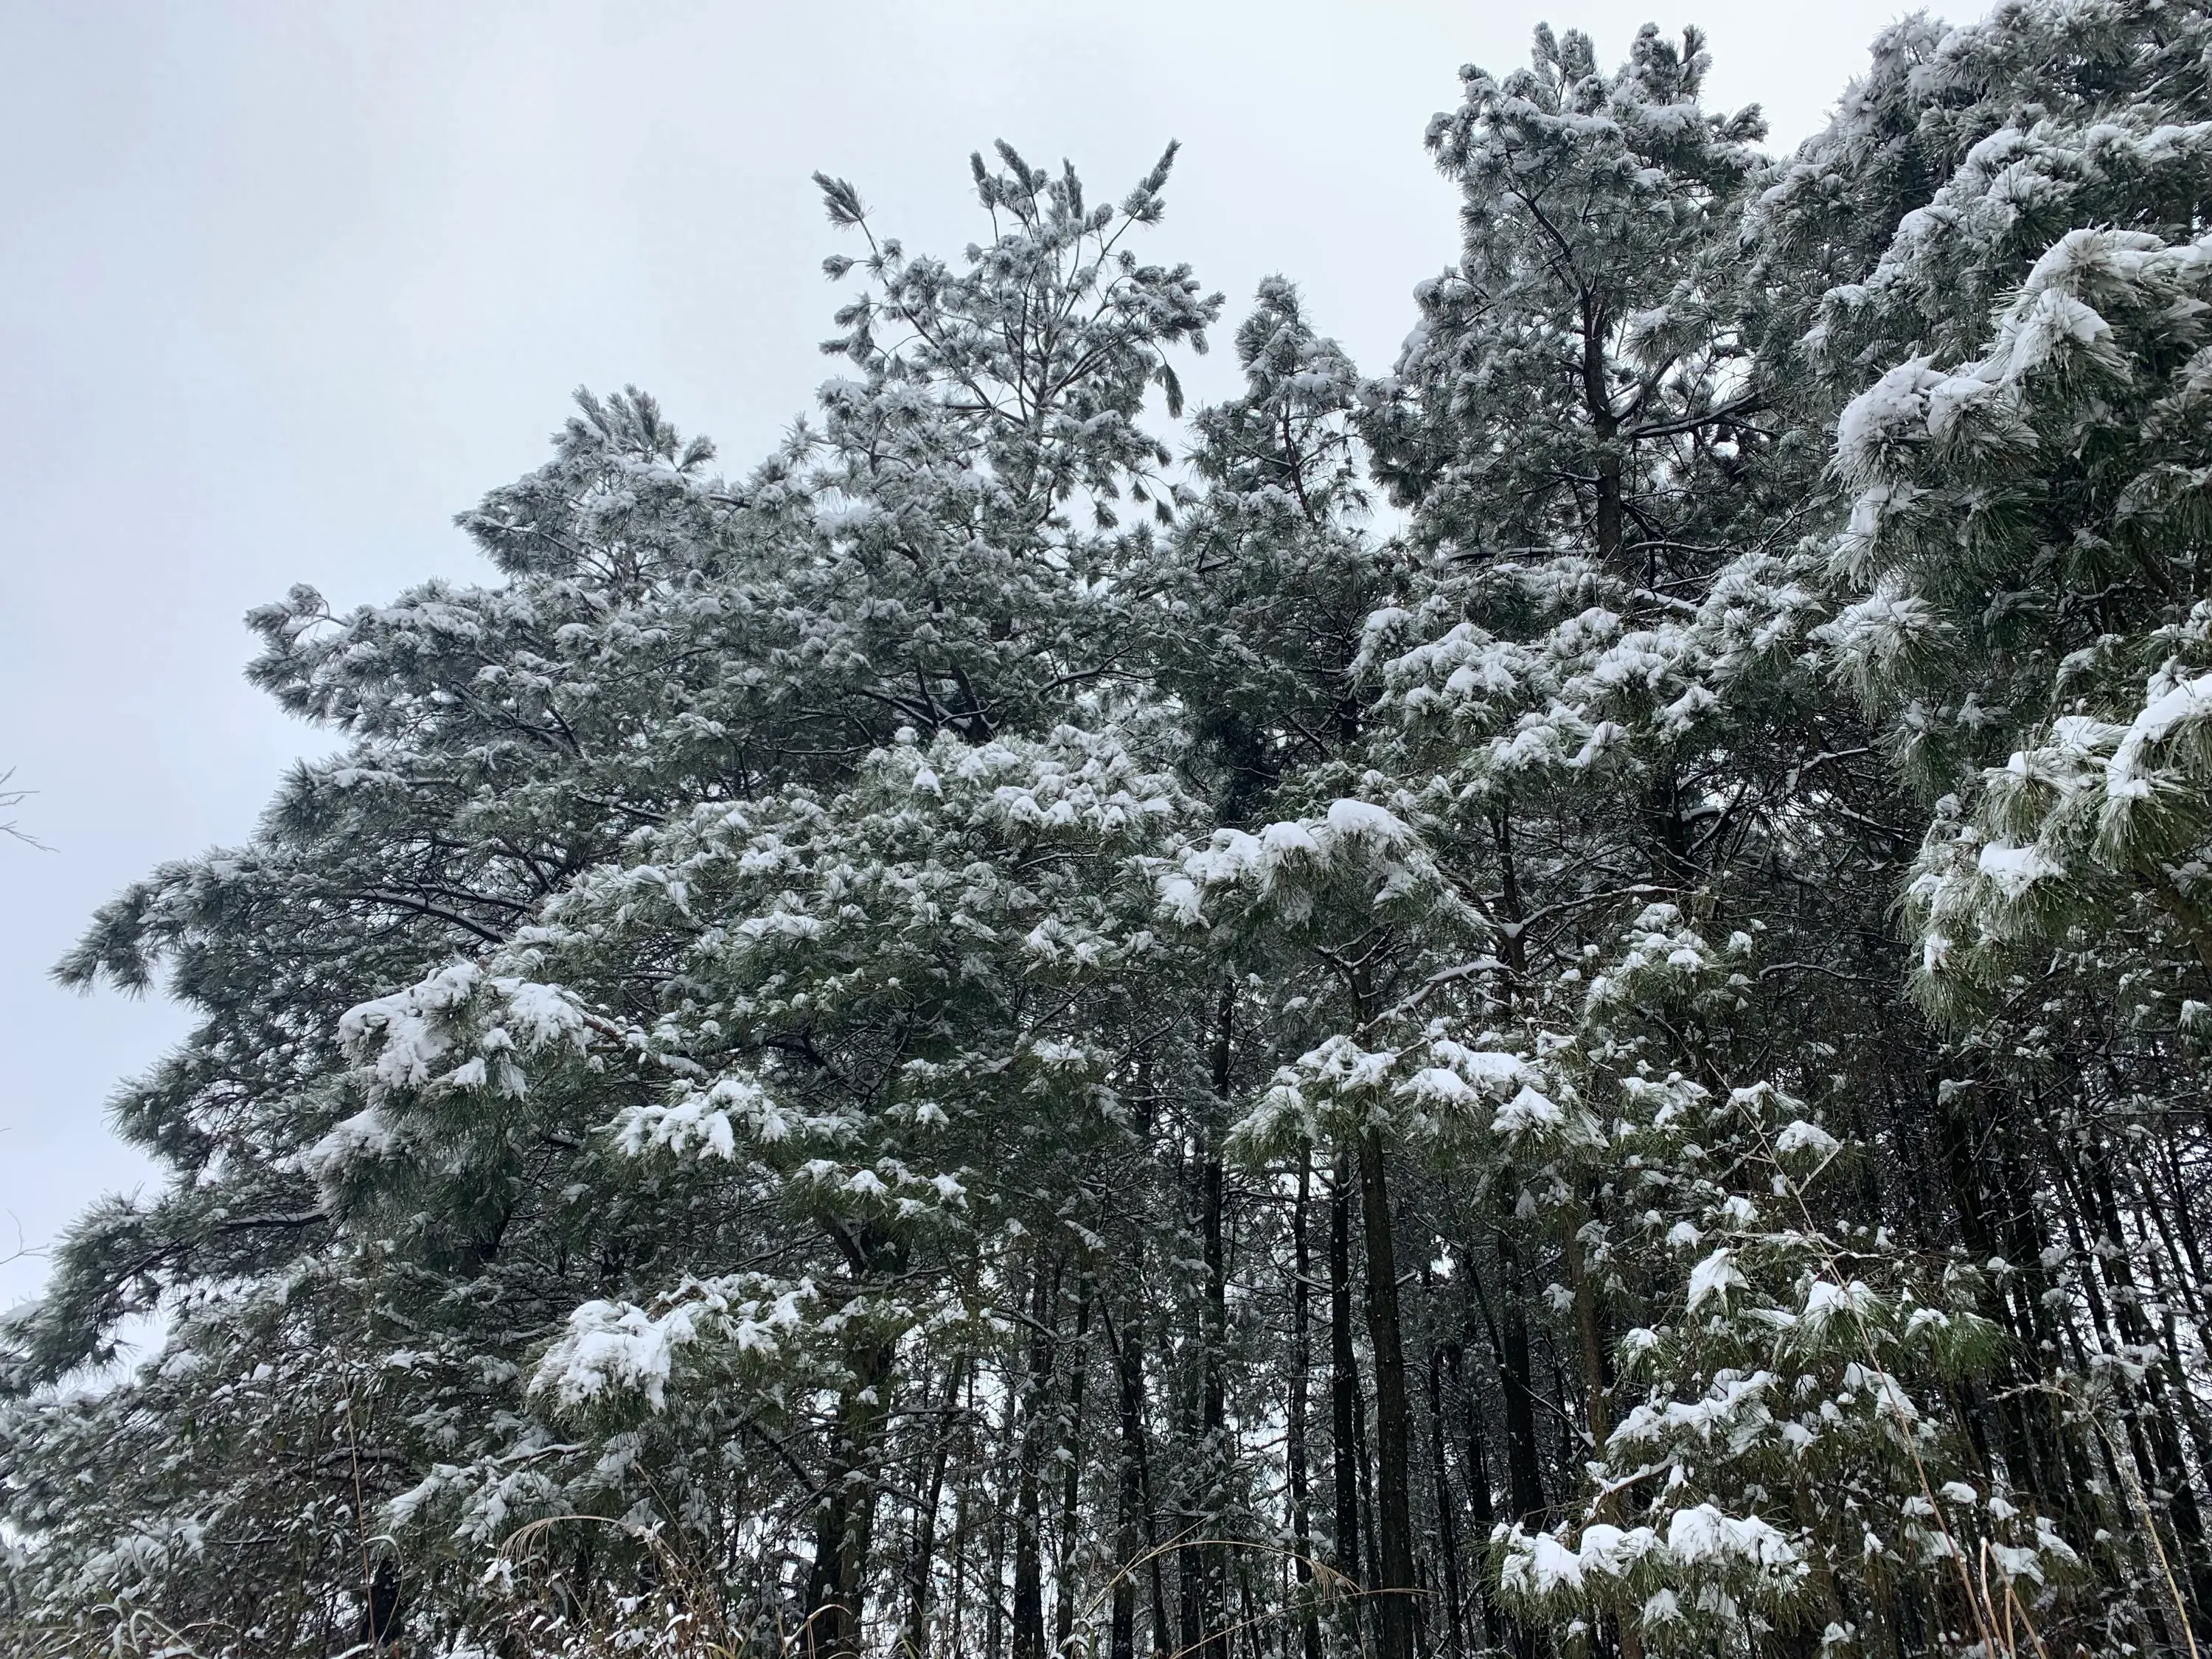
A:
[{"xmin": 0, "ymin": 0, "xmax": 1920, "ymax": 1312}]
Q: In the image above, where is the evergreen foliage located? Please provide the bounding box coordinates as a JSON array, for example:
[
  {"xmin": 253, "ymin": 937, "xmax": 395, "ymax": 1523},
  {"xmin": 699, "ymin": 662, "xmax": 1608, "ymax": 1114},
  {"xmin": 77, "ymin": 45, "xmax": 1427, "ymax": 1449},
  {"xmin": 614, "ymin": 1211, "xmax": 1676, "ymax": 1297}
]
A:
[{"xmin": 9, "ymin": 6, "xmax": 2212, "ymax": 1656}]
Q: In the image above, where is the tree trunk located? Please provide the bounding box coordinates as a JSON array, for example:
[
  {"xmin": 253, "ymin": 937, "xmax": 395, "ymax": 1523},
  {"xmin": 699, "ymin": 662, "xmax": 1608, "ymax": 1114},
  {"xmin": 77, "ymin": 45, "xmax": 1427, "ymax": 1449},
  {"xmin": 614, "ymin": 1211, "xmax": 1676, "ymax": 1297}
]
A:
[
  {"xmin": 1565, "ymin": 1217, "xmax": 1641, "ymax": 1659},
  {"xmin": 1289, "ymin": 1150, "xmax": 1321, "ymax": 1659},
  {"xmin": 1580, "ymin": 294, "xmax": 1624, "ymax": 571},
  {"xmin": 1110, "ymin": 1293, "xmax": 1145, "ymax": 1659},
  {"xmin": 2081, "ymin": 1143, "xmax": 2212, "ymax": 1618},
  {"xmin": 1055, "ymin": 1279, "xmax": 1093, "ymax": 1657},
  {"xmin": 1329, "ymin": 1152, "xmax": 1365, "ymax": 1636},
  {"xmin": 804, "ymin": 1338, "xmax": 896, "ymax": 1659},
  {"xmin": 1446, "ymin": 1341, "xmax": 1501, "ymax": 1649},
  {"xmin": 950, "ymin": 1365, "xmax": 975, "ymax": 1659},
  {"xmin": 1201, "ymin": 984, "xmax": 1234, "ymax": 1659},
  {"xmin": 987, "ymin": 1453, "xmax": 1009, "ymax": 1659},
  {"xmin": 904, "ymin": 1354, "xmax": 967, "ymax": 1658},
  {"xmin": 1012, "ymin": 1262, "xmax": 1060, "ymax": 1659},
  {"xmin": 1425, "ymin": 1341, "xmax": 1464, "ymax": 1658},
  {"xmin": 1358, "ymin": 1128, "xmax": 1416, "ymax": 1659},
  {"xmin": 1493, "ymin": 1232, "xmax": 1545, "ymax": 1522},
  {"xmin": 1108, "ymin": 1293, "xmax": 1172, "ymax": 1659}
]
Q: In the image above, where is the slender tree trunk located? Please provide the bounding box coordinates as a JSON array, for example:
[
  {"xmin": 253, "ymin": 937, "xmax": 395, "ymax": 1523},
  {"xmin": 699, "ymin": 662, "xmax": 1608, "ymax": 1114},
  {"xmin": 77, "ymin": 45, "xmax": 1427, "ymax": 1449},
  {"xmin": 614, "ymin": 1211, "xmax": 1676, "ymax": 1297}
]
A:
[
  {"xmin": 1357, "ymin": 1127, "xmax": 1417, "ymax": 1659},
  {"xmin": 989, "ymin": 1376, "xmax": 1014, "ymax": 1659},
  {"xmin": 1446, "ymin": 1342, "xmax": 1501, "ymax": 1649},
  {"xmin": 1935, "ymin": 1084, "xmax": 2051, "ymax": 1502},
  {"xmin": 2082, "ymin": 1144, "xmax": 2212, "ymax": 1615},
  {"xmin": 1998, "ymin": 1133, "xmax": 2099, "ymax": 1535},
  {"xmin": 1329, "ymin": 1152, "xmax": 1366, "ymax": 1642},
  {"xmin": 1202, "ymin": 985, "xmax": 1234, "ymax": 1659},
  {"xmin": 2135, "ymin": 1189, "xmax": 2212, "ymax": 1481},
  {"xmin": 1562, "ymin": 1218, "xmax": 1610, "ymax": 1450},
  {"xmin": 905, "ymin": 1354, "xmax": 967, "ymax": 1658},
  {"xmin": 1112, "ymin": 1292, "xmax": 1174, "ymax": 1659},
  {"xmin": 1179, "ymin": 1369, "xmax": 1205, "ymax": 1659},
  {"xmin": 1290, "ymin": 1151, "xmax": 1321, "ymax": 1659},
  {"xmin": 1013, "ymin": 1262, "xmax": 1061, "ymax": 1659},
  {"xmin": 1580, "ymin": 295, "xmax": 1624, "ymax": 572},
  {"xmin": 951, "ymin": 1365, "xmax": 976, "ymax": 1659},
  {"xmin": 1110, "ymin": 1293, "xmax": 1146, "ymax": 1659},
  {"xmin": 1055, "ymin": 1279, "xmax": 1094, "ymax": 1658},
  {"xmin": 1425, "ymin": 1342, "xmax": 1464, "ymax": 1658},
  {"xmin": 1493, "ymin": 1232, "xmax": 1545, "ymax": 1523},
  {"xmin": 1354, "ymin": 1360, "xmax": 1380, "ymax": 1639}
]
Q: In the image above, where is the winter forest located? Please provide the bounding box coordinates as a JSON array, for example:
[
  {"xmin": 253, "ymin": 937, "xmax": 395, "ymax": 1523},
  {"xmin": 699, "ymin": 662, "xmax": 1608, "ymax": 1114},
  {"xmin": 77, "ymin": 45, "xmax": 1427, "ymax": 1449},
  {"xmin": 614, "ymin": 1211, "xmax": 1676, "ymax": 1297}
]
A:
[{"xmin": 9, "ymin": 3, "xmax": 2212, "ymax": 1655}]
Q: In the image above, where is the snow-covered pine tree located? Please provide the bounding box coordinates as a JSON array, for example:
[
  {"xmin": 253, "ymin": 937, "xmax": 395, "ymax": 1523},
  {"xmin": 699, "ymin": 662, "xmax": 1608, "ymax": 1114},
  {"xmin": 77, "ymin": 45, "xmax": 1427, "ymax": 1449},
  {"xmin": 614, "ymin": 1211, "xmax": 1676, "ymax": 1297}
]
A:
[
  {"xmin": 1152, "ymin": 276, "xmax": 1405, "ymax": 1659},
  {"xmin": 1762, "ymin": 0, "xmax": 2212, "ymax": 1638},
  {"xmin": 10, "ymin": 7, "xmax": 2212, "ymax": 1656},
  {"xmin": 4, "ymin": 389, "xmax": 792, "ymax": 1650},
  {"xmin": 1476, "ymin": 908, "xmax": 2076, "ymax": 1657},
  {"xmin": 1343, "ymin": 17, "xmax": 2112, "ymax": 1655},
  {"xmin": 1363, "ymin": 21, "xmax": 1773, "ymax": 579},
  {"xmin": 2, "ymin": 149, "xmax": 1225, "ymax": 1658}
]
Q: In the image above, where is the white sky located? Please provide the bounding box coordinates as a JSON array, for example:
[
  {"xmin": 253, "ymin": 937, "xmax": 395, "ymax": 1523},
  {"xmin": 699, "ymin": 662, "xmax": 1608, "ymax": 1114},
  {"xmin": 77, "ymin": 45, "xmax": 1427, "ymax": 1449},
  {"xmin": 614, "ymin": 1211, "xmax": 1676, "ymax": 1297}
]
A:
[{"xmin": 0, "ymin": 0, "xmax": 1932, "ymax": 1312}]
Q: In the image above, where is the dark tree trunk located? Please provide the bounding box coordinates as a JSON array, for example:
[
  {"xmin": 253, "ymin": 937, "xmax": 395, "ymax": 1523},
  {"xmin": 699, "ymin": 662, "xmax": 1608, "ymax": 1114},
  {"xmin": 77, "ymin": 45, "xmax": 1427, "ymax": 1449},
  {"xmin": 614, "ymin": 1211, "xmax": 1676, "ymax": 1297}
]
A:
[
  {"xmin": 1055, "ymin": 1279, "xmax": 1093, "ymax": 1657},
  {"xmin": 1494, "ymin": 1232, "xmax": 1545, "ymax": 1523},
  {"xmin": 1329, "ymin": 1152, "xmax": 1366, "ymax": 1650},
  {"xmin": 1426, "ymin": 1341, "xmax": 1465, "ymax": 1659},
  {"xmin": 1110, "ymin": 1293, "xmax": 1145, "ymax": 1659},
  {"xmin": 1289, "ymin": 1151, "xmax": 1321, "ymax": 1659},
  {"xmin": 1580, "ymin": 294, "xmax": 1624, "ymax": 571},
  {"xmin": 904, "ymin": 1354, "xmax": 966, "ymax": 1658},
  {"xmin": 1563, "ymin": 1214, "xmax": 1644, "ymax": 1659},
  {"xmin": 950, "ymin": 1366, "xmax": 976, "ymax": 1659},
  {"xmin": 1447, "ymin": 1341, "xmax": 1501, "ymax": 1649},
  {"xmin": 987, "ymin": 1456, "xmax": 1008, "ymax": 1659},
  {"xmin": 1012, "ymin": 1262, "xmax": 1060, "ymax": 1659},
  {"xmin": 1108, "ymin": 1293, "xmax": 1172, "ymax": 1659},
  {"xmin": 1201, "ymin": 984, "xmax": 1234, "ymax": 1659},
  {"xmin": 804, "ymin": 1338, "xmax": 896, "ymax": 1659},
  {"xmin": 1358, "ymin": 1128, "xmax": 1417, "ymax": 1659}
]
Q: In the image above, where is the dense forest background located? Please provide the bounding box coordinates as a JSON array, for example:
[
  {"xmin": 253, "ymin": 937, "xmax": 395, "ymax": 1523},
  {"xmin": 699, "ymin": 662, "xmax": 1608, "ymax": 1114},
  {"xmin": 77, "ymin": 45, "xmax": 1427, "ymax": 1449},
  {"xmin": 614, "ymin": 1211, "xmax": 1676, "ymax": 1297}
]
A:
[{"xmin": 7, "ymin": 2, "xmax": 2212, "ymax": 1655}]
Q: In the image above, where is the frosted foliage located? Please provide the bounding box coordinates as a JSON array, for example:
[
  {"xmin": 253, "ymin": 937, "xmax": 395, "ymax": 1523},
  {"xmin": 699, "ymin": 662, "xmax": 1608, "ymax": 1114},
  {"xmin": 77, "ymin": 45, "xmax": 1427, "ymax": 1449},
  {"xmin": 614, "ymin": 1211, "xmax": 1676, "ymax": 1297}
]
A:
[{"xmin": 10, "ymin": 7, "xmax": 2212, "ymax": 1657}]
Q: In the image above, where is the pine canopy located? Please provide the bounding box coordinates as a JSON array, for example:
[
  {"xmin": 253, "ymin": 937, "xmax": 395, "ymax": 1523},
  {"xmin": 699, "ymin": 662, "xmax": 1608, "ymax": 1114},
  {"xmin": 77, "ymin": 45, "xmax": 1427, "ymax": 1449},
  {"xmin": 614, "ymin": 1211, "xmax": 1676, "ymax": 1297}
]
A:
[{"xmin": 10, "ymin": 6, "xmax": 2212, "ymax": 1657}]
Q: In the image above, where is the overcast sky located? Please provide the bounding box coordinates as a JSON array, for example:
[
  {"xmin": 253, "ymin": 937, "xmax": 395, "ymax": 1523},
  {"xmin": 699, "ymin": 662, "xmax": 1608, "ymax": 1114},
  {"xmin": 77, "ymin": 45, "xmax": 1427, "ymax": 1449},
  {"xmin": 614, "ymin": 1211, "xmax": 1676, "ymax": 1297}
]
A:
[{"xmin": 0, "ymin": 0, "xmax": 1933, "ymax": 1313}]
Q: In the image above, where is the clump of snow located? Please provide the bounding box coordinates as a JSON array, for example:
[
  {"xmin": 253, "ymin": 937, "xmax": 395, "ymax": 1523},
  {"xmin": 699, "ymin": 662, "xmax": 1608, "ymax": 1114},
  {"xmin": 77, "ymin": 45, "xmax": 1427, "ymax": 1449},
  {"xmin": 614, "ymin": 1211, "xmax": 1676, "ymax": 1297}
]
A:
[
  {"xmin": 1686, "ymin": 1248, "xmax": 1743, "ymax": 1312},
  {"xmin": 532, "ymin": 1278, "xmax": 814, "ymax": 1412},
  {"xmin": 1975, "ymin": 839, "xmax": 2060, "ymax": 897},
  {"xmin": 1774, "ymin": 1119, "xmax": 1839, "ymax": 1158}
]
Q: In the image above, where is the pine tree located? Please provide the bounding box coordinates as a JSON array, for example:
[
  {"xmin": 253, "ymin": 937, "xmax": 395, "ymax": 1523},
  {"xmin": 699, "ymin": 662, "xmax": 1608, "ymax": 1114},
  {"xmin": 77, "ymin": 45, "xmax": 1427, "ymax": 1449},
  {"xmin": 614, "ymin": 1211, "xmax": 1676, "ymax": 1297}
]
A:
[{"xmin": 10, "ymin": 9, "xmax": 2212, "ymax": 1656}]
